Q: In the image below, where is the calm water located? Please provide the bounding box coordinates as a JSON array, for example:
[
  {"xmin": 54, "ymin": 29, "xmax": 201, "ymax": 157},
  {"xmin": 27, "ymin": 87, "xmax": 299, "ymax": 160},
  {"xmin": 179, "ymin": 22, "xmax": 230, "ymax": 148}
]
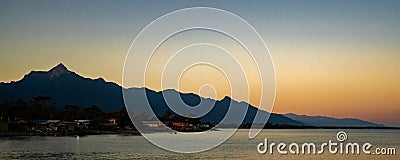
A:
[{"xmin": 0, "ymin": 129, "xmax": 398, "ymax": 159}]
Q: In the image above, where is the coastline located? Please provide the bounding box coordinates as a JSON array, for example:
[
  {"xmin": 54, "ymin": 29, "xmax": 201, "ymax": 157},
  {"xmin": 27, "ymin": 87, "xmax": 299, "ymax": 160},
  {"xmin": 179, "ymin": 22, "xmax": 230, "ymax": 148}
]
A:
[
  {"xmin": 0, "ymin": 130, "xmax": 141, "ymax": 137},
  {"xmin": 1, "ymin": 126, "xmax": 398, "ymax": 137}
]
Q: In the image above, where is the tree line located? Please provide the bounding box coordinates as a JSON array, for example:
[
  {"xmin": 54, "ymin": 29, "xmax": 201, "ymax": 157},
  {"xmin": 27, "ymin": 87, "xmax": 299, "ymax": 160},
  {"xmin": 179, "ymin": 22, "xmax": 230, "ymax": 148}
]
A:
[{"xmin": 0, "ymin": 96, "xmax": 133, "ymax": 128}]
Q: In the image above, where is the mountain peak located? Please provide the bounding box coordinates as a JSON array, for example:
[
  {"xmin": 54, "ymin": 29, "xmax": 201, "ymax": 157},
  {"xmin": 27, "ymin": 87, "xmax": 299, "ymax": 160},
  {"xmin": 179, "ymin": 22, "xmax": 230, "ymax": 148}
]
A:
[
  {"xmin": 48, "ymin": 63, "xmax": 70, "ymax": 78},
  {"xmin": 218, "ymin": 96, "xmax": 232, "ymax": 102}
]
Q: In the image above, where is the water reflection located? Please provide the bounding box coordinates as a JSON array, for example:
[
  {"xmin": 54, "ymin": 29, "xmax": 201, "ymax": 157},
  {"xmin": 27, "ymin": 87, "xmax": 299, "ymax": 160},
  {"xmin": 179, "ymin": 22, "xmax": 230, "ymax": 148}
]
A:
[{"xmin": 0, "ymin": 129, "xmax": 398, "ymax": 159}]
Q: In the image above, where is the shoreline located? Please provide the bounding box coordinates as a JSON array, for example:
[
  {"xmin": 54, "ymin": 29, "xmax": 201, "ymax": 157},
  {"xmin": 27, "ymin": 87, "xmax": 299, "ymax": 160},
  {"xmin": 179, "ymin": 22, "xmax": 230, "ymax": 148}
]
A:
[
  {"xmin": 0, "ymin": 130, "xmax": 141, "ymax": 137},
  {"xmin": 1, "ymin": 127, "xmax": 398, "ymax": 137}
]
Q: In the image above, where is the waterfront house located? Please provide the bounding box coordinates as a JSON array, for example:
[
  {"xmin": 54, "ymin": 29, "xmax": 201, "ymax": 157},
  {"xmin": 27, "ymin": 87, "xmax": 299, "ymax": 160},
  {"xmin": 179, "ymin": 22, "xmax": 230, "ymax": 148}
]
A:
[
  {"xmin": 172, "ymin": 122, "xmax": 185, "ymax": 127},
  {"xmin": 32, "ymin": 120, "xmax": 60, "ymax": 132},
  {"xmin": 200, "ymin": 123, "xmax": 210, "ymax": 128},
  {"xmin": 108, "ymin": 118, "xmax": 117, "ymax": 125},
  {"xmin": 61, "ymin": 121, "xmax": 76, "ymax": 131},
  {"xmin": 75, "ymin": 120, "xmax": 90, "ymax": 130},
  {"xmin": 143, "ymin": 121, "xmax": 163, "ymax": 128}
]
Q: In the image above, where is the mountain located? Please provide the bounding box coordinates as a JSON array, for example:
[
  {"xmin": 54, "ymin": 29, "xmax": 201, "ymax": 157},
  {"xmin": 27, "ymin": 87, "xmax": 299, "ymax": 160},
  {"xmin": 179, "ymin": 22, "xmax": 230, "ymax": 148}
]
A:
[
  {"xmin": 1, "ymin": 64, "xmax": 385, "ymax": 127},
  {"xmin": 284, "ymin": 113, "xmax": 384, "ymax": 127},
  {"xmin": 0, "ymin": 63, "xmax": 124, "ymax": 112},
  {"xmin": 123, "ymin": 88, "xmax": 302, "ymax": 125},
  {"xmin": 0, "ymin": 63, "xmax": 301, "ymax": 126}
]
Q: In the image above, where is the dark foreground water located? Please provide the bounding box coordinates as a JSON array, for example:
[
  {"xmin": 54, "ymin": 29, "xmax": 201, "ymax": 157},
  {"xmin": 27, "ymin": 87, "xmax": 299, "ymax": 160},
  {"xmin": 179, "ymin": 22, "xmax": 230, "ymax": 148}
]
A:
[{"xmin": 0, "ymin": 129, "xmax": 398, "ymax": 159}]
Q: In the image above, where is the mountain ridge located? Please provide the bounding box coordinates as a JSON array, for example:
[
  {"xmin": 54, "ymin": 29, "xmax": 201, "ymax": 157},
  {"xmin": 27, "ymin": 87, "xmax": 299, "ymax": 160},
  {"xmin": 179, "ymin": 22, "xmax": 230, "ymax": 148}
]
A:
[
  {"xmin": 284, "ymin": 113, "xmax": 384, "ymax": 127},
  {"xmin": 0, "ymin": 63, "xmax": 385, "ymax": 127},
  {"xmin": 0, "ymin": 63, "xmax": 124, "ymax": 112},
  {"xmin": 0, "ymin": 64, "xmax": 302, "ymax": 126}
]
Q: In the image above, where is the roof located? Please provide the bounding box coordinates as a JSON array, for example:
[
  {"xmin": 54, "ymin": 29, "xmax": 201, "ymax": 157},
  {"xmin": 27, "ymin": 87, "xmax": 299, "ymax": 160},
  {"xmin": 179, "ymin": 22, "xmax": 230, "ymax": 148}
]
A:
[{"xmin": 32, "ymin": 120, "xmax": 60, "ymax": 124}]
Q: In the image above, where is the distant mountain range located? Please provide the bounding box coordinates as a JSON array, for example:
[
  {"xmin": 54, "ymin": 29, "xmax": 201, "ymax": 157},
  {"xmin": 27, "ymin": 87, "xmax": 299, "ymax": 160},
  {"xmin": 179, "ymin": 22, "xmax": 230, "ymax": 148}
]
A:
[
  {"xmin": 0, "ymin": 63, "xmax": 385, "ymax": 127},
  {"xmin": 284, "ymin": 113, "xmax": 384, "ymax": 127},
  {"xmin": 123, "ymin": 87, "xmax": 301, "ymax": 125}
]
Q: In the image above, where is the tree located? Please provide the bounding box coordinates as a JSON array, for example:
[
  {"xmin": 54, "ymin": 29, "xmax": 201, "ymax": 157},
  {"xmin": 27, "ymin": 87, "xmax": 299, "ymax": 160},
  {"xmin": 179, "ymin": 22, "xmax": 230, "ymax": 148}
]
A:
[
  {"xmin": 112, "ymin": 108, "xmax": 133, "ymax": 127},
  {"xmin": 186, "ymin": 113, "xmax": 201, "ymax": 125},
  {"xmin": 30, "ymin": 96, "xmax": 54, "ymax": 120},
  {"xmin": 61, "ymin": 105, "xmax": 81, "ymax": 120},
  {"xmin": 171, "ymin": 114, "xmax": 186, "ymax": 122},
  {"xmin": 82, "ymin": 105, "xmax": 104, "ymax": 120},
  {"xmin": 160, "ymin": 108, "xmax": 173, "ymax": 121}
]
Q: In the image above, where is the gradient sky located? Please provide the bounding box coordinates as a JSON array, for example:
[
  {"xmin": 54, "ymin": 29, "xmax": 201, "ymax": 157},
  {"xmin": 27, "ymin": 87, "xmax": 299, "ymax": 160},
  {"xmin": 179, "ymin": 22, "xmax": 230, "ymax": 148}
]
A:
[{"xmin": 1, "ymin": 0, "xmax": 399, "ymax": 126}]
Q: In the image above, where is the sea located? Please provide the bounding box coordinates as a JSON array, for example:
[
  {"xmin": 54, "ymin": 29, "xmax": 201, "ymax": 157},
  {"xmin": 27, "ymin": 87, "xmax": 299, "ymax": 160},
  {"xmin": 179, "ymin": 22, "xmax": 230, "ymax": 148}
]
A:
[{"xmin": 0, "ymin": 129, "xmax": 398, "ymax": 159}]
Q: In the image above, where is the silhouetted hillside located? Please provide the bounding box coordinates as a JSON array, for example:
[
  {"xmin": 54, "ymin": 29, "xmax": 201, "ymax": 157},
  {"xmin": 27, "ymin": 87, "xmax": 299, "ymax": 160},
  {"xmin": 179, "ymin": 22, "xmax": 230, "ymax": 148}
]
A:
[
  {"xmin": 0, "ymin": 63, "xmax": 123, "ymax": 112},
  {"xmin": 284, "ymin": 113, "xmax": 384, "ymax": 127},
  {"xmin": 0, "ymin": 63, "xmax": 384, "ymax": 127}
]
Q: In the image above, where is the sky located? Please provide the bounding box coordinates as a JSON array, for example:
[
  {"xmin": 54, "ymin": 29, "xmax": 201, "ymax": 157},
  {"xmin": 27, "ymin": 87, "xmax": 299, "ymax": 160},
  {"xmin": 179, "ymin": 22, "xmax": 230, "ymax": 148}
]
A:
[{"xmin": 0, "ymin": 0, "xmax": 399, "ymax": 126}]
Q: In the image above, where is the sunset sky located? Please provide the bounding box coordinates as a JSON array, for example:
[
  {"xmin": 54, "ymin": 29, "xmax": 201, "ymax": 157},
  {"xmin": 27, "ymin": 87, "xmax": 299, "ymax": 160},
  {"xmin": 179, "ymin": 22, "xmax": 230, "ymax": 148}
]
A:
[{"xmin": 0, "ymin": 0, "xmax": 399, "ymax": 126}]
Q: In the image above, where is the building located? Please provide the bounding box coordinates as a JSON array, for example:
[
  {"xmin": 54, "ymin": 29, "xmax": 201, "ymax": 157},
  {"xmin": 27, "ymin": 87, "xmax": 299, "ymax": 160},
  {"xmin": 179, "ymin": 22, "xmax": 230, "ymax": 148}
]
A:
[
  {"xmin": 108, "ymin": 118, "xmax": 117, "ymax": 125},
  {"xmin": 31, "ymin": 120, "xmax": 60, "ymax": 132},
  {"xmin": 61, "ymin": 121, "xmax": 76, "ymax": 131},
  {"xmin": 172, "ymin": 122, "xmax": 185, "ymax": 127},
  {"xmin": 143, "ymin": 121, "xmax": 163, "ymax": 128},
  {"xmin": 75, "ymin": 120, "xmax": 90, "ymax": 130},
  {"xmin": 200, "ymin": 124, "xmax": 210, "ymax": 128}
]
